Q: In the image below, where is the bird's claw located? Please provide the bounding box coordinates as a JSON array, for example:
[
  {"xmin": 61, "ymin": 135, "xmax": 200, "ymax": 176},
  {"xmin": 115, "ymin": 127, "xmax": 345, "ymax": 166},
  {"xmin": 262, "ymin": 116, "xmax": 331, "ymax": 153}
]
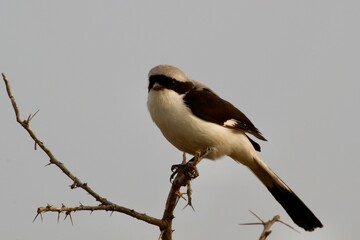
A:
[
  {"xmin": 170, "ymin": 161, "xmax": 198, "ymax": 182},
  {"xmin": 169, "ymin": 147, "xmax": 214, "ymax": 182}
]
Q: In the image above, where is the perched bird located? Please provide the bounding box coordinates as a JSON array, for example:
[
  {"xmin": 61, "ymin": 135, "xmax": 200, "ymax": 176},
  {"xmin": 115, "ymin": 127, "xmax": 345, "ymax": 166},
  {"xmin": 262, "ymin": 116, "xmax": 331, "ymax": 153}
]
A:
[{"xmin": 147, "ymin": 64, "xmax": 323, "ymax": 231}]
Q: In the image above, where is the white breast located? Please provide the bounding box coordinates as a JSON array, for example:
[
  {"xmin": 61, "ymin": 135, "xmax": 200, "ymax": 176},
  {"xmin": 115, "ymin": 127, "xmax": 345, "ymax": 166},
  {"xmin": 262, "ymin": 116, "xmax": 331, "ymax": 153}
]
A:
[{"xmin": 147, "ymin": 89, "xmax": 253, "ymax": 161}]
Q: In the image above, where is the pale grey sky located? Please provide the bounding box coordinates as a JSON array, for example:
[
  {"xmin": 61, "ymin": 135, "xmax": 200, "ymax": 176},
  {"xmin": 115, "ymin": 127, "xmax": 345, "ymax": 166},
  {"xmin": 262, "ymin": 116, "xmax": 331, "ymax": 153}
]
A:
[{"xmin": 0, "ymin": 1, "xmax": 359, "ymax": 240}]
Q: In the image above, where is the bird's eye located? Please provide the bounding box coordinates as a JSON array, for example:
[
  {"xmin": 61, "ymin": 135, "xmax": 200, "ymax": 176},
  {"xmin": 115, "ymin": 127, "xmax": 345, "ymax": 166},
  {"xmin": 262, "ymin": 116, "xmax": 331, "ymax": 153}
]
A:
[{"xmin": 170, "ymin": 80, "xmax": 176, "ymax": 86}]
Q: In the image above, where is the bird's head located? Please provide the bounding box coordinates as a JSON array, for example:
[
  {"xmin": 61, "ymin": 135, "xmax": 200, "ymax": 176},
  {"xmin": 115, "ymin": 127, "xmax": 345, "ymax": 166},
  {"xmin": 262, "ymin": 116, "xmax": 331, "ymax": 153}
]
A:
[{"xmin": 148, "ymin": 65, "xmax": 194, "ymax": 94}]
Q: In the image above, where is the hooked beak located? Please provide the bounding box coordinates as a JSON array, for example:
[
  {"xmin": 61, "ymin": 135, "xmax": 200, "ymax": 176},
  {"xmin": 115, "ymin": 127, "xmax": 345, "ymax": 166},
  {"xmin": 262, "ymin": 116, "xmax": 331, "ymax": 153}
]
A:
[{"xmin": 152, "ymin": 82, "xmax": 163, "ymax": 91}]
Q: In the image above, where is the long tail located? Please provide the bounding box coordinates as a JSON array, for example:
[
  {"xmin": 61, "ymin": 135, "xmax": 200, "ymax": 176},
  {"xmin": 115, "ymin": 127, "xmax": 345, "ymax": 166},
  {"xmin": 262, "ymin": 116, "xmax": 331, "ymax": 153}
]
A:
[{"xmin": 249, "ymin": 157, "xmax": 323, "ymax": 231}]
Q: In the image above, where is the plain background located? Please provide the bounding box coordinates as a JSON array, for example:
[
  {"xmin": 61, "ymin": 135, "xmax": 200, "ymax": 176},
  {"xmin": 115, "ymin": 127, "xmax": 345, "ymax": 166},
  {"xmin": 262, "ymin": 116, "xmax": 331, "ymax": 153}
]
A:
[{"xmin": 1, "ymin": 1, "xmax": 359, "ymax": 239}]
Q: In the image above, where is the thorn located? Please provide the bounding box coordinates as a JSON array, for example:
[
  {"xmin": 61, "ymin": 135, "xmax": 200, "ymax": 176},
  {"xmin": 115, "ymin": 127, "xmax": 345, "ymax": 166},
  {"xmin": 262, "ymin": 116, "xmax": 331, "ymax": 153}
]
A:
[
  {"xmin": 249, "ymin": 210, "xmax": 265, "ymax": 224},
  {"xmin": 174, "ymin": 190, "xmax": 186, "ymax": 201},
  {"xmin": 182, "ymin": 202, "xmax": 195, "ymax": 211},
  {"xmin": 79, "ymin": 202, "xmax": 84, "ymax": 207},
  {"xmin": 26, "ymin": 113, "xmax": 32, "ymax": 123},
  {"xmin": 278, "ymin": 219, "xmax": 301, "ymax": 234},
  {"xmin": 70, "ymin": 182, "xmax": 77, "ymax": 189},
  {"xmin": 32, "ymin": 212, "xmax": 41, "ymax": 223},
  {"xmin": 44, "ymin": 161, "xmax": 53, "ymax": 167},
  {"xmin": 110, "ymin": 211, "xmax": 114, "ymax": 216},
  {"xmin": 61, "ymin": 203, "xmax": 66, "ymax": 208},
  {"xmin": 179, "ymin": 194, "xmax": 187, "ymax": 202},
  {"xmin": 34, "ymin": 141, "xmax": 37, "ymax": 150},
  {"xmin": 46, "ymin": 204, "xmax": 52, "ymax": 209},
  {"xmin": 239, "ymin": 222, "xmax": 263, "ymax": 226},
  {"xmin": 28, "ymin": 109, "xmax": 40, "ymax": 123},
  {"xmin": 57, "ymin": 212, "xmax": 60, "ymax": 223},
  {"xmin": 239, "ymin": 210, "xmax": 266, "ymax": 226},
  {"xmin": 69, "ymin": 213, "xmax": 74, "ymax": 226},
  {"xmin": 64, "ymin": 212, "xmax": 74, "ymax": 226}
]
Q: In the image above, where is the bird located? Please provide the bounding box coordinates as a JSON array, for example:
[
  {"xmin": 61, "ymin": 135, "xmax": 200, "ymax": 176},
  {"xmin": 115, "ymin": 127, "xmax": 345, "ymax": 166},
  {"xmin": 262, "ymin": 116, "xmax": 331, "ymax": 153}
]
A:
[{"xmin": 147, "ymin": 64, "xmax": 323, "ymax": 231}]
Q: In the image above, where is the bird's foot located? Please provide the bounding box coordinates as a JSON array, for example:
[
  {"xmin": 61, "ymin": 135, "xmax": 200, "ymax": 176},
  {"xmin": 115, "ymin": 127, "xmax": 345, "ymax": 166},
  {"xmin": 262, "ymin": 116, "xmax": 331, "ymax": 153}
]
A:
[
  {"xmin": 170, "ymin": 161, "xmax": 198, "ymax": 181},
  {"xmin": 170, "ymin": 147, "xmax": 214, "ymax": 182}
]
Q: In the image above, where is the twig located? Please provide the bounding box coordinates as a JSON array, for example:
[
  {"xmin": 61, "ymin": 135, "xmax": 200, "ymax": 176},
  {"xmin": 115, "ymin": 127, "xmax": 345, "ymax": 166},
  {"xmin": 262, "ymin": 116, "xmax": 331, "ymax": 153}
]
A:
[
  {"xmin": 33, "ymin": 203, "xmax": 156, "ymax": 224},
  {"xmin": 240, "ymin": 210, "xmax": 299, "ymax": 240}
]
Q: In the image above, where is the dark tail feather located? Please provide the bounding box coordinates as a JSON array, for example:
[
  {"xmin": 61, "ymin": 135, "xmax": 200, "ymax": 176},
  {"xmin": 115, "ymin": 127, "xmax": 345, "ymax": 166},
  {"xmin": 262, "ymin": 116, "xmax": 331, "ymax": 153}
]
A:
[
  {"xmin": 266, "ymin": 180, "xmax": 323, "ymax": 231},
  {"xmin": 250, "ymin": 157, "xmax": 323, "ymax": 231}
]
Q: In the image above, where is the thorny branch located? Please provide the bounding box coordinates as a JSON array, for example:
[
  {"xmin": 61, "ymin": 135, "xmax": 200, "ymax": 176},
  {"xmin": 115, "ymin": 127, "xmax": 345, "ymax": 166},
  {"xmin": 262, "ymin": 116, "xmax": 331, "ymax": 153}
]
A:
[
  {"xmin": 1, "ymin": 73, "xmax": 209, "ymax": 240},
  {"xmin": 33, "ymin": 204, "xmax": 151, "ymax": 225},
  {"xmin": 2, "ymin": 73, "xmax": 162, "ymax": 228},
  {"xmin": 2, "ymin": 73, "xmax": 283, "ymax": 240}
]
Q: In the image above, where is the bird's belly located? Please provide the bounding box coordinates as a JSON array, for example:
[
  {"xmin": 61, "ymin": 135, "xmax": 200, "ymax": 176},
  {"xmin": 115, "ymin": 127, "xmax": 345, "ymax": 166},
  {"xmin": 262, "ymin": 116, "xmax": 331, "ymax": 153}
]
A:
[
  {"xmin": 161, "ymin": 120, "xmax": 228, "ymax": 159},
  {"xmin": 149, "ymin": 99, "xmax": 231, "ymax": 159},
  {"xmin": 162, "ymin": 118, "xmax": 216, "ymax": 155}
]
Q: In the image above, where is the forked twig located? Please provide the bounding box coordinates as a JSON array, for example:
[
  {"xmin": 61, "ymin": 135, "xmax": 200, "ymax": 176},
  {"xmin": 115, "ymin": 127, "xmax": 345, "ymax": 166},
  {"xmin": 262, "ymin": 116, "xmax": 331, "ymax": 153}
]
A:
[{"xmin": 240, "ymin": 210, "xmax": 299, "ymax": 240}]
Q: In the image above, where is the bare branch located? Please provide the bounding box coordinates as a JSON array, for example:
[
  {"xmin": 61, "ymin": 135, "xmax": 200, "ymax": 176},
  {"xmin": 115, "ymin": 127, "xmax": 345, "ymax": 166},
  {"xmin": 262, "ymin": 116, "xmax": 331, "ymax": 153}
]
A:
[{"xmin": 2, "ymin": 73, "xmax": 163, "ymax": 228}]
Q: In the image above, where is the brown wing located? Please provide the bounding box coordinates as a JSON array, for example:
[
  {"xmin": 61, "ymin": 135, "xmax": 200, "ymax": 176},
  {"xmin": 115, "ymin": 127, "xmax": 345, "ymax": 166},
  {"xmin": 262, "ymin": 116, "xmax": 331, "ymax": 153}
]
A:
[{"xmin": 183, "ymin": 88, "xmax": 267, "ymax": 151}]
